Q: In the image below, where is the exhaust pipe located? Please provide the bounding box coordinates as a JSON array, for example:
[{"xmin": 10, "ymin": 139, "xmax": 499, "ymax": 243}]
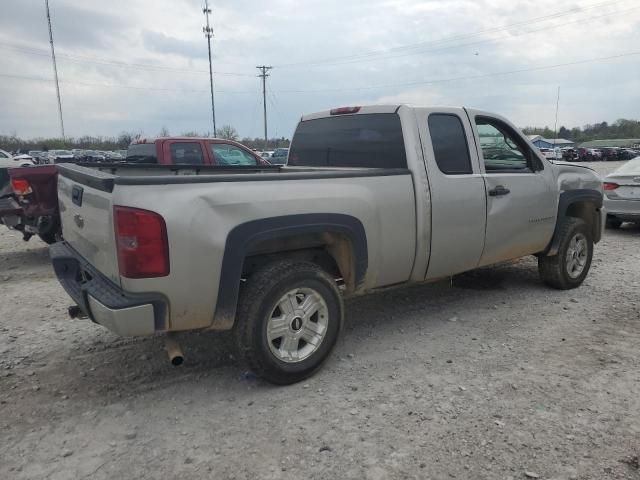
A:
[
  {"xmin": 68, "ymin": 305, "xmax": 87, "ymax": 319},
  {"xmin": 165, "ymin": 334, "xmax": 183, "ymax": 366}
]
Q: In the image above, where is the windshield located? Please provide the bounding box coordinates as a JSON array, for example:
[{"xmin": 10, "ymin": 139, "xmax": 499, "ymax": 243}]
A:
[
  {"xmin": 126, "ymin": 144, "xmax": 157, "ymax": 163},
  {"xmin": 615, "ymin": 158, "xmax": 640, "ymax": 174},
  {"xmin": 289, "ymin": 113, "xmax": 406, "ymax": 168}
]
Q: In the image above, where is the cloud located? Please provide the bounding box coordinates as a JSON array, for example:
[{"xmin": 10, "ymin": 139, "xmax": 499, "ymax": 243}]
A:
[
  {"xmin": 141, "ymin": 30, "xmax": 204, "ymax": 61},
  {"xmin": 0, "ymin": 0, "xmax": 639, "ymax": 139}
]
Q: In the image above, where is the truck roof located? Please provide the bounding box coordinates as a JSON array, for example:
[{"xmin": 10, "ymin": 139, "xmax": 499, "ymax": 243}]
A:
[
  {"xmin": 300, "ymin": 104, "xmax": 467, "ymax": 121},
  {"xmin": 131, "ymin": 136, "xmax": 219, "ymax": 144}
]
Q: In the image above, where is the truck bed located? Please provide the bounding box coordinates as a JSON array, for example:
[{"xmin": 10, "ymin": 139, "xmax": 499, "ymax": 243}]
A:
[
  {"xmin": 56, "ymin": 162, "xmax": 416, "ymax": 332},
  {"xmin": 58, "ymin": 163, "xmax": 410, "ymax": 192}
]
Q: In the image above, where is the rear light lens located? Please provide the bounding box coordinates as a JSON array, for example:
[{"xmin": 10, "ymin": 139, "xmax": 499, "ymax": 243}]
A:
[
  {"xmin": 11, "ymin": 178, "xmax": 32, "ymax": 195},
  {"xmin": 603, "ymin": 182, "xmax": 619, "ymax": 191},
  {"xmin": 330, "ymin": 106, "xmax": 361, "ymax": 115},
  {"xmin": 114, "ymin": 206, "xmax": 169, "ymax": 278}
]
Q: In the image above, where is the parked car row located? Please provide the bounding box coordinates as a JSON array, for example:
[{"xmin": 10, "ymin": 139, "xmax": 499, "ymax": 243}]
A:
[
  {"xmin": 536, "ymin": 146, "xmax": 639, "ymax": 163},
  {"xmin": 0, "ymin": 136, "xmax": 274, "ymax": 243},
  {"xmin": 256, "ymin": 148, "xmax": 289, "ymax": 164}
]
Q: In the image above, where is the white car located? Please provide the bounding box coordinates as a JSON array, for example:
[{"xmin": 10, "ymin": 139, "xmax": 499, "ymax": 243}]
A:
[
  {"xmin": 538, "ymin": 147, "xmax": 562, "ymax": 160},
  {"xmin": 0, "ymin": 150, "xmax": 34, "ymax": 168},
  {"xmin": 603, "ymin": 158, "xmax": 640, "ymax": 228}
]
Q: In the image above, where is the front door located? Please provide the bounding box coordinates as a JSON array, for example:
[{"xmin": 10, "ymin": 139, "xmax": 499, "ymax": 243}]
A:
[{"xmin": 466, "ymin": 110, "xmax": 557, "ymax": 266}]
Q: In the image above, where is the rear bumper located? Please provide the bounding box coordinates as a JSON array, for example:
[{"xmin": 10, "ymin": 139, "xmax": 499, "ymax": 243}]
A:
[
  {"xmin": 604, "ymin": 197, "xmax": 640, "ymax": 220},
  {"xmin": 50, "ymin": 242, "xmax": 168, "ymax": 336}
]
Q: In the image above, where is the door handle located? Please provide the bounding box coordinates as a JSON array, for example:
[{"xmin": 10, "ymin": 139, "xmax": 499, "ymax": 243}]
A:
[{"xmin": 488, "ymin": 185, "xmax": 510, "ymax": 196}]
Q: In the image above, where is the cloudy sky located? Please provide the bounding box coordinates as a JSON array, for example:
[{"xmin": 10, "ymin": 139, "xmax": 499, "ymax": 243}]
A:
[{"xmin": 1, "ymin": 0, "xmax": 639, "ymax": 139}]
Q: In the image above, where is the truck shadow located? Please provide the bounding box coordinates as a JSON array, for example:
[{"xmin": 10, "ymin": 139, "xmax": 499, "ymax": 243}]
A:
[
  {"xmin": 36, "ymin": 258, "xmax": 544, "ymax": 400},
  {"xmin": 18, "ymin": 260, "xmax": 545, "ymax": 402}
]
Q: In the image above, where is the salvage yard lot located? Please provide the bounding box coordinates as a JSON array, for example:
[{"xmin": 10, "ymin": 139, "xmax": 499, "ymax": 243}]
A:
[{"xmin": 1, "ymin": 162, "xmax": 639, "ymax": 480}]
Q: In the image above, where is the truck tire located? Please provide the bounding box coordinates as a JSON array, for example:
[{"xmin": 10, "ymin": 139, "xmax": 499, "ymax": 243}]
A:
[
  {"xmin": 538, "ymin": 217, "xmax": 593, "ymax": 290},
  {"xmin": 234, "ymin": 260, "xmax": 343, "ymax": 385}
]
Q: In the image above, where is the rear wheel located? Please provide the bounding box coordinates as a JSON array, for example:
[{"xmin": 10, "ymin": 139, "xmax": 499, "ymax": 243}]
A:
[
  {"xmin": 538, "ymin": 217, "xmax": 593, "ymax": 290},
  {"xmin": 234, "ymin": 260, "xmax": 343, "ymax": 385}
]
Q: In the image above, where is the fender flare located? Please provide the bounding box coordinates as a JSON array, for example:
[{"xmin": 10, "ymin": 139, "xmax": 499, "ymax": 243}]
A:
[
  {"xmin": 545, "ymin": 189, "xmax": 603, "ymax": 256},
  {"xmin": 212, "ymin": 213, "xmax": 368, "ymax": 330}
]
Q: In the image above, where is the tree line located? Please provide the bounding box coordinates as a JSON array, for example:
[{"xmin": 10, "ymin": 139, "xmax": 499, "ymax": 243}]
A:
[
  {"xmin": 522, "ymin": 118, "xmax": 640, "ymax": 143},
  {"xmin": 4, "ymin": 118, "xmax": 638, "ymax": 153},
  {"xmin": 0, "ymin": 124, "xmax": 290, "ymax": 153}
]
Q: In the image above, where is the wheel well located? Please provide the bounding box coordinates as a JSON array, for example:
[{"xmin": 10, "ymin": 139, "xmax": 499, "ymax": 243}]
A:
[
  {"xmin": 565, "ymin": 201, "xmax": 600, "ymax": 242},
  {"xmin": 242, "ymin": 232, "xmax": 356, "ymax": 292}
]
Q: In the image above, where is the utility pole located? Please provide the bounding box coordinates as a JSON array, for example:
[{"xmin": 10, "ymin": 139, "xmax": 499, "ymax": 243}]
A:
[
  {"xmin": 553, "ymin": 86, "xmax": 560, "ymax": 148},
  {"xmin": 256, "ymin": 65, "xmax": 272, "ymax": 149},
  {"xmin": 45, "ymin": 0, "xmax": 64, "ymax": 140},
  {"xmin": 203, "ymin": 0, "xmax": 216, "ymax": 137}
]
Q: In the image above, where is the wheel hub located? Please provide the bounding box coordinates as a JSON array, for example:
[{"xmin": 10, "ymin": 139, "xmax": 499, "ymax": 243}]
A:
[
  {"xmin": 566, "ymin": 232, "xmax": 588, "ymax": 279},
  {"xmin": 290, "ymin": 316, "xmax": 303, "ymax": 331},
  {"xmin": 266, "ymin": 288, "xmax": 329, "ymax": 363}
]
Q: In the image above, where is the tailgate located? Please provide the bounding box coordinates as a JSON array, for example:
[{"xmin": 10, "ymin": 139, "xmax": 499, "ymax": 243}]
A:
[{"xmin": 58, "ymin": 165, "xmax": 121, "ymax": 285}]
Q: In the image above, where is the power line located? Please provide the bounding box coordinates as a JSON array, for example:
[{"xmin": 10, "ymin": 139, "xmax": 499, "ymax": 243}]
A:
[
  {"xmin": 203, "ymin": 0, "xmax": 216, "ymax": 136},
  {"xmin": 256, "ymin": 66, "xmax": 272, "ymax": 147},
  {"xmin": 303, "ymin": 5, "xmax": 640, "ymax": 69},
  {"xmin": 0, "ymin": 42, "xmax": 254, "ymax": 77},
  {"xmin": 273, "ymin": 50, "xmax": 640, "ymax": 93},
  {"xmin": 0, "ymin": 72, "xmax": 253, "ymax": 94},
  {"xmin": 45, "ymin": 0, "xmax": 64, "ymax": 140},
  {"xmin": 2, "ymin": 50, "xmax": 639, "ymax": 95},
  {"xmin": 274, "ymin": 0, "xmax": 631, "ymax": 68}
]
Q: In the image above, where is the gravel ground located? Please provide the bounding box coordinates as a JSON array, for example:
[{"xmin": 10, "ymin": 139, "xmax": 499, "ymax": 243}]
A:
[{"xmin": 1, "ymin": 161, "xmax": 639, "ymax": 480}]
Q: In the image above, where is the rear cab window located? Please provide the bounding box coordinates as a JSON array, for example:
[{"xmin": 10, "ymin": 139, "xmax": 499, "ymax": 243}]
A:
[
  {"xmin": 126, "ymin": 144, "xmax": 157, "ymax": 164},
  {"xmin": 288, "ymin": 113, "xmax": 407, "ymax": 168},
  {"xmin": 428, "ymin": 113, "xmax": 473, "ymax": 175},
  {"xmin": 170, "ymin": 142, "xmax": 204, "ymax": 165}
]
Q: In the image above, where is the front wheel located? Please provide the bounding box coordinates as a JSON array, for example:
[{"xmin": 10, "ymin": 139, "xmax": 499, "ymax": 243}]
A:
[
  {"xmin": 234, "ymin": 260, "xmax": 343, "ymax": 385},
  {"xmin": 538, "ymin": 217, "xmax": 593, "ymax": 290}
]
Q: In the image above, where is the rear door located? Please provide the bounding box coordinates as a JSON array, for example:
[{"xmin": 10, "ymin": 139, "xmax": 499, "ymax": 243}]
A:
[
  {"xmin": 415, "ymin": 107, "xmax": 487, "ymax": 279},
  {"xmin": 466, "ymin": 110, "xmax": 557, "ymax": 266}
]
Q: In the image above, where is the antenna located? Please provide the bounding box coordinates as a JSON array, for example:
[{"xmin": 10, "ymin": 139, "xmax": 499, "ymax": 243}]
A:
[
  {"xmin": 256, "ymin": 66, "xmax": 272, "ymax": 148},
  {"xmin": 45, "ymin": 0, "xmax": 65, "ymax": 140},
  {"xmin": 203, "ymin": 0, "xmax": 216, "ymax": 137}
]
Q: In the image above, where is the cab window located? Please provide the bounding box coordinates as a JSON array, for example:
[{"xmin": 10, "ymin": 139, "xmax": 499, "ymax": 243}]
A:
[
  {"xmin": 475, "ymin": 117, "xmax": 541, "ymax": 173},
  {"xmin": 210, "ymin": 144, "xmax": 258, "ymax": 166},
  {"xmin": 170, "ymin": 142, "xmax": 204, "ymax": 164},
  {"xmin": 428, "ymin": 113, "xmax": 473, "ymax": 175}
]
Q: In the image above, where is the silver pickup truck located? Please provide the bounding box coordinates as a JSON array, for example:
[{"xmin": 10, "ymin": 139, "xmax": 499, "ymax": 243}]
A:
[{"xmin": 51, "ymin": 105, "xmax": 604, "ymax": 384}]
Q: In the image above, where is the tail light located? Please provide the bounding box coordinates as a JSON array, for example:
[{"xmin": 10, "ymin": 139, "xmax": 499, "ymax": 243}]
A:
[
  {"xmin": 11, "ymin": 178, "xmax": 32, "ymax": 195},
  {"xmin": 330, "ymin": 106, "xmax": 361, "ymax": 115},
  {"xmin": 603, "ymin": 182, "xmax": 619, "ymax": 191},
  {"xmin": 114, "ymin": 206, "xmax": 169, "ymax": 278}
]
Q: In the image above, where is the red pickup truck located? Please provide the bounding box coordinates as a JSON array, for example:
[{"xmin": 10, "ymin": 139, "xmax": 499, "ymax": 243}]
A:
[{"xmin": 0, "ymin": 137, "xmax": 270, "ymax": 243}]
